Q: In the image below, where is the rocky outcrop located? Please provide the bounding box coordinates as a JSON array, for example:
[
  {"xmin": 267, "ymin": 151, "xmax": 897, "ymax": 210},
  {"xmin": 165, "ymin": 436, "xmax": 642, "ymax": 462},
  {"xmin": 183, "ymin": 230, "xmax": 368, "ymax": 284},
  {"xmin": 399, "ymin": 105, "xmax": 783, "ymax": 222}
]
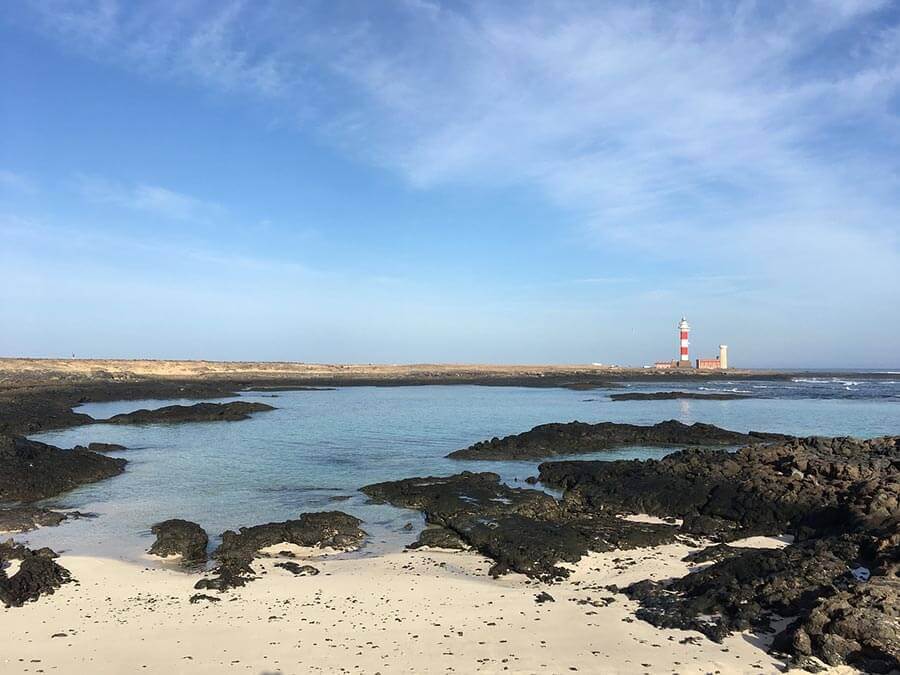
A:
[
  {"xmin": 408, "ymin": 526, "xmax": 467, "ymax": 550},
  {"xmin": 148, "ymin": 519, "xmax": 209, "ymax": 563},
  {"xmin": 0, "ymin": 507, "xmax": 92, "ymax": 533},
  {"xmin": 538, "ymin": 436, "xmax": 899, "ymax": 541},
  {"xmin": 0, "ymin": 435, "xmax": 127, "ymax": 502},
  {"xmin": 610, "ymin": 391, "xmax": 751, "ymax": 401},
  {"xmin": 362, "ymin": 472, "xmax": 678, "ymax": 580},
  {"xmin": 73, "ymin": 442, "xmax": 127, "ymax": 453},
  {"xmin": 275, "ymin": 562, "xmax": 320, "ymax": 576},
  {"xmin": 569, "ymin": 435, "xmax": 900, "ymax": 672},
  {"xmin": 195, "ymin": 512, "xmax": 365, "ymax": 591},
  {"xmin": 621, "ymin": 531, "xmax": 899, "ymax": 673},
  {"xmin": 101, "ymin": 401, "xmax": 275, "ymax": 425},
  {"xmin": 682, "ymin": 543, "xmax": 753, "ymax": 565},
  {"xmin": 622, "ymin": 536, "xmax": 862, "ymax": 641},
  {"xmin": 0, "ymin": 540, "xmax": 72, "ymax": 607},
  {"xmin": 774, "ymin": 575, "xmax": 899, "ymax": 673},
  {"xmin": 369, "ymin": 434, "xmax": 898, "ymax": 669},
  {"xmin": 447, "ymin": 420, "xmax": 788, "ymax": 460}
]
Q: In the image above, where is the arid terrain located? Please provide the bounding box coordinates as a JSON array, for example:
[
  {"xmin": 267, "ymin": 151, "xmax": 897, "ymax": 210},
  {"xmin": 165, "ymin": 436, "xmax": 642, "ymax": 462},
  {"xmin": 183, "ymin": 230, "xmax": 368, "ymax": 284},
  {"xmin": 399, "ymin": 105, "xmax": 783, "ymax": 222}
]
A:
[{"xmin": 0, "ymin": 356, "xmax": 782, "ymax": 386}]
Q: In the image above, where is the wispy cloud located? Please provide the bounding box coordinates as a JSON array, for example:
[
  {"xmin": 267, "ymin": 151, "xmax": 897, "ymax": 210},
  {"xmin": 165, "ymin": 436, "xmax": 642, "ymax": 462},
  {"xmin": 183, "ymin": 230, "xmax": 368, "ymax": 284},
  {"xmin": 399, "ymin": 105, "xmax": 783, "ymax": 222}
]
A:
[
  {"xmin": 11, "ymin": 1, "xmax": 900, "ymax": 362},
  {"xmin": 0, "ymin": 169, "xmax": 38, "ymax": 194},
  {"xmin": 74, "ymin": 174, "xmax": 225, "ymax": 223},
  {"xmin": 23, "ymin": 3, "xmax": 900, "ymax": 234}
]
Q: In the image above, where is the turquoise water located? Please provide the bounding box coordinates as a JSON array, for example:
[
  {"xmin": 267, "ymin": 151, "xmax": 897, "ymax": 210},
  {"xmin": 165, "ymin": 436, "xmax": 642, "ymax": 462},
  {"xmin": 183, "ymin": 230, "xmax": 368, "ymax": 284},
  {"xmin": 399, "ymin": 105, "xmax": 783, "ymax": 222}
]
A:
[{"xmin": 21, "ymin": 380, "xmax": 900, "ymax": 561}]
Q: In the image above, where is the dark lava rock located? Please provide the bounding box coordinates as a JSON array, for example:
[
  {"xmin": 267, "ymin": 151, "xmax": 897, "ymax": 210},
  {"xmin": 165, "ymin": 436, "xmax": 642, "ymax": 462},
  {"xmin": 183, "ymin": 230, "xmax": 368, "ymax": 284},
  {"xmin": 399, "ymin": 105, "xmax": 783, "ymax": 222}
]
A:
[
  {"xmin": 539, "ymin": 435, "xmax": 899, "ymax": 541},
  {"xmin": 101, "ymin": 401, "xmax": 275, "ymax": 425},
  {"xmin": 774, "ymin": 576, "xmax": 899, "ymax": 673},
  {"xmin": 408, "ymin": 526, "xmax": 467, "ymax": 550},
  {"xmin": 560, "ymin": 382, "xmax": 611, "ymax": 391},
  {"xmin": 682, "ymin": 543, "xmax": 756, "ymax": 565},
  {"xmin": 0, "ymin": 507, "xmax": 69, "ymax": 533},
  {"xmin": 195, "ymin": 512, "xmax": 365, "ymax": 591},
  {"xmin": 189, "ymin": 593, "xmax": 220, "ymax": 604},
  {"xmin": 622, "ymin": 530, "xmax": 900, "ymax": 672},
  {"xmin": 362, "ymin": 472, "xmax": 678, "ymax": 580},
  {"xmin": 0, "ymin": 507, "xmax": 94, "ymax": 534},
  {"xmin": 194, "ymin": 566, "xmax": 248, "ymax": 592},
  {"xmin": 447, "ymin": 420, "xmax": 787, "ymax": 460},
  {"xmin": 244, "ymin": 386, "xmax": 336, "ymax": 392},
  {"xmin": 73, "ymin": 442, "xmax": 127, "ymax": 453},
  {"xmin": 148, "ymin": 519, "xmax": 209, "ymax": 563},
  {"xmin": 535, "ymin": 591, "xmax": 555, "ymax": 603},
  {"xmin": 621, "ymin": 536, "xmax": 863, "ymax": 642},
  {"xmin": 555, "ymin": 433, "xmax": 900, "ymax": 670},
  {"xmin": 0, "ymin": 540, "xmax": 71, "ymax": 607},
  {"xmin": 610, "ymin": 391, "xmax": 752, "ymax": 401},
  {"xmin": 275, "ymin": 562, "xmax": 320, "ymax": 576},
  {"xmin": 0, "ymin": 434, "xmax": 127, "ymax": 501}
]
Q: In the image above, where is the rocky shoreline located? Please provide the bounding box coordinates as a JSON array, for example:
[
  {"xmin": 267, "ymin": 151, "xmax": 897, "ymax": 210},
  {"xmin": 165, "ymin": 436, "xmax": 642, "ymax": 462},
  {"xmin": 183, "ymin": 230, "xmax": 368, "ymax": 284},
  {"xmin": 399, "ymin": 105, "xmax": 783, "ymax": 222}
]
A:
[
  {"xmin": 367, "ymin": 434, "xmax": 900, "ymax": 672},
  {"xmin": 610, "ymin": 390, "xmax": 752, "ymax": 401},
  {"xmin": 447, "ymin": 419, "xmax": 789, "ymax": 460},
  {"xmin": 0, "ymin": 435, "xmax": 127, "ymax": 502},
  {"xmin": 99, "ymin": 401, "xmax": 275, "ymax": 425},
  {"xmin": 0, "ymin": 401, "xmax": 276, "ymax": 503},
  {"xmin": 0, "ymin": 372, "xmax": 896, "ymax": 672}
]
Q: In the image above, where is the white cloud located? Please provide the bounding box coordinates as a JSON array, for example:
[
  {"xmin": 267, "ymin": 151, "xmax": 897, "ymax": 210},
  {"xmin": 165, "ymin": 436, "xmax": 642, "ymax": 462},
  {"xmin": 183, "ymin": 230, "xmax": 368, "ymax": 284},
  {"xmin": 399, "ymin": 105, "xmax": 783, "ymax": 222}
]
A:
[
  {"xmin": 12, "ymin": 1, "xmax": 900, "ymax": 362},
  {"xmin": 24, "ymin": 4, "xmax": 900, "ymax": 230},
  {"xmin": 74, "ymin": 174, "xmax": 225, "ymax": 222}
]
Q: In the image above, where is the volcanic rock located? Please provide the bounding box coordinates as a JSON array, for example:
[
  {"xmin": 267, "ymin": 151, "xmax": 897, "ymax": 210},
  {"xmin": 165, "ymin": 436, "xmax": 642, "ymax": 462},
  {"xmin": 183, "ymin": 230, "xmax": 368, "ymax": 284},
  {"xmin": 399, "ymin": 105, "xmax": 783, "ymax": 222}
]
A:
[
  {"xmin": 74, "ymin": 442, "xmax": 127, "ymax": 452},
  {"xmin": 575, "ymin": 434, "xmax": 900, "ymax": 670},
  {"xmin": 0, "ymin": 506, "xmax": 91, "ymax": 533},
  {"xmin": 275, "ymin": 562, "xmax": 320, "ymax": 576},
  {"xmin": 195, "ymin": 512, "xmax": 365, "ymax": 591},
  {"xmin": 610, "ymin": 391, "xmax": 752, "ymax": 401},
  {"xmin": 774, "ymin": 576, "xmax": 899, "ymax": 673},
  {"xmin": 621, "ymin": 536, "xmax": 863, "ymax": 641},
  {"xmin": 682, "ymin": 543, "xmax": 755, "ymax": 565},
  {"xmin": 447, "ymin": 420, "xmax": 788, "ymax": 460},
  {"xmin": 621, "ymin": 530, "xmax": 899, "ymax": 672},
  {"xmin": 538, "ymin": 435, "xmax": 899, "ymax": 541},
  {"xmin": 101, "ymin": 401, "xmax": 275, "ymax": 425},
  {"xmin": 362, "ymin": 472, "xmax": 678, "ymax": 580},
  {"xmin": 408, "ymin": 526, "xmax": 467, "ymax": 550},
  {"xmin": 0, "ymin": 540, "xmax": 71, "ymax": 607},
  {"xmin": 0, "ymin": 434, "xmax": 127, "ymax": 502},
  {"xmin": 149, "ymin": 519, "xmax": 209, "ymax": 563}
]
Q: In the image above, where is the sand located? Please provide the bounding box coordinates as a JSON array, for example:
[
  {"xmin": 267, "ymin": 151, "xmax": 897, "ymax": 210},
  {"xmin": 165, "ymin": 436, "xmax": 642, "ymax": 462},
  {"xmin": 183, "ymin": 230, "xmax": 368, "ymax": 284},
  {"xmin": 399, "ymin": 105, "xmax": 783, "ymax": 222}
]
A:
[
  {"xmin": 0, "ymin": 539, "xmax": 857, "ymax": 674},
  {"xmin": 0, "ymin": 357, "xmax": 769, "ymax": 385}
]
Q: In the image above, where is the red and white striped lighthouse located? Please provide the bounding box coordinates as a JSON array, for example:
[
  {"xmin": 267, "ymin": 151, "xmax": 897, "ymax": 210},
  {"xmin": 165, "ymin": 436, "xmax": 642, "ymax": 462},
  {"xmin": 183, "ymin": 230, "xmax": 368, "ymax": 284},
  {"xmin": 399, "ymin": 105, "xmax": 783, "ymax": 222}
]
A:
[{"xmin": 678, "ymin": 317, "xmax": 690, "ymax": 364}]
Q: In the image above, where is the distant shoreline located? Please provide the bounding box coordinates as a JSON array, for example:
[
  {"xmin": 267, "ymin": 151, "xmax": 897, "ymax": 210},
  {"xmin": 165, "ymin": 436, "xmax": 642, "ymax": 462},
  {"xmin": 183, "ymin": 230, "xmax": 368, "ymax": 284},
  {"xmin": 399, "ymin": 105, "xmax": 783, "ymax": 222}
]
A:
[
  {"xmin": 2, "ymin": 356, "xmax": 896, "ymax": 385},
  {"xmin": 0, "ymin": 357, "xmax": 894, "ymax": 436}
]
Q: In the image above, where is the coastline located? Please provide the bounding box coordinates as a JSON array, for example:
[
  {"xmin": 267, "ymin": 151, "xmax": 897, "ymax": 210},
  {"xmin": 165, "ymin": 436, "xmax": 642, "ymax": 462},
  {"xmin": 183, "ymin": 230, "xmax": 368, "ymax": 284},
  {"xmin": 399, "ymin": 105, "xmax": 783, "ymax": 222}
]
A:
[
  {"xmin": 2, "ymin": 363, "xmax": 896, "ymax": 673},
  {"xmin": 2, "ymin": 537, "xmax": 832, "ymax": 675},
  {"xmin": 1, "ymin": 356, "xmax": 891, "ymax": 436}
]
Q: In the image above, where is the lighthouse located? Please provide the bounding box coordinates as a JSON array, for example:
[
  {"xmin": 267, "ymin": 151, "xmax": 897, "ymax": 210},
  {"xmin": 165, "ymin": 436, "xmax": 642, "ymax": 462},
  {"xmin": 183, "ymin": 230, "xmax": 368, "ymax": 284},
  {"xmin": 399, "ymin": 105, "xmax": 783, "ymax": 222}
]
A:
[{"xmin": 678, "ymin": 317, "xmax": 690, "ymax": 366}]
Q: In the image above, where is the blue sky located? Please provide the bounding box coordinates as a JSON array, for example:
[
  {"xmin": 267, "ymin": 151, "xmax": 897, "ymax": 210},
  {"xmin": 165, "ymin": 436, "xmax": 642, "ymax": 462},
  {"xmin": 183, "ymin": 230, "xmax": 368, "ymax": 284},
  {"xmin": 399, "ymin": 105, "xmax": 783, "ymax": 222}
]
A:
[{"xmin": 2, "ymin": 1, "xmax": 899, "ymax": 367}]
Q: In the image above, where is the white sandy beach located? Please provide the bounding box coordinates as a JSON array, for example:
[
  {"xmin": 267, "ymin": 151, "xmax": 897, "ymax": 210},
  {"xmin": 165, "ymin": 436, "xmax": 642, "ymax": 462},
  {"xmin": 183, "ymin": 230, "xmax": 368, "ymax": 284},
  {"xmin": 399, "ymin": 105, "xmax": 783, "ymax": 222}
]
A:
[{"xmin": 0, "ymin": 538, "xmax": 858, "ymax": 674}]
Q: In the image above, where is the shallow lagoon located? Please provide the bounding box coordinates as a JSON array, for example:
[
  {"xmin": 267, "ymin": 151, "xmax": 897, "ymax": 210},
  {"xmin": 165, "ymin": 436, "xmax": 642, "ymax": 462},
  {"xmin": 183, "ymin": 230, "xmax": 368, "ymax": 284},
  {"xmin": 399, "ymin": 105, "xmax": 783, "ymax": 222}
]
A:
[{"xmin": 23, "ymin": 378, "xmax": 900, "ymax": 560}]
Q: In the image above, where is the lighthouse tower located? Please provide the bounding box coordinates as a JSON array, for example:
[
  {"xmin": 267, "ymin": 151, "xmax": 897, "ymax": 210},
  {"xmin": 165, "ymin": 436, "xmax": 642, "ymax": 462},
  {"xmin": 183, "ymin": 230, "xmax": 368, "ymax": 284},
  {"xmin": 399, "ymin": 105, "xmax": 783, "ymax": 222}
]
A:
[{"xmin": 678, "ymin": 317, "xmax": 691, "ymax": 366}]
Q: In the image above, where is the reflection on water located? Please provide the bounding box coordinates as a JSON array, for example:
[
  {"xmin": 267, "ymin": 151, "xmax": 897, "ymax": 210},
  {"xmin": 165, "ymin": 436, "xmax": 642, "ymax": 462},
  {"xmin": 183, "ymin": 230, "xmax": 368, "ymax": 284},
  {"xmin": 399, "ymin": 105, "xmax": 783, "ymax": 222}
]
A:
[{"xmin": 21, "ymin": 380, "xmax": 900, "ymax": 561}]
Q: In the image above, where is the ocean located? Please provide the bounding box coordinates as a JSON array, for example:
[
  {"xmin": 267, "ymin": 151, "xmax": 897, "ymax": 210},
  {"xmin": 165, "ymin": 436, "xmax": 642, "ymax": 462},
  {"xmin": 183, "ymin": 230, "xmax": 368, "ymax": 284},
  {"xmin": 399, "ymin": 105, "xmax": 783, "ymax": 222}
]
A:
[{"xmin": 22, "ymin": 376, "xmax": 900, "ymax": 561}]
